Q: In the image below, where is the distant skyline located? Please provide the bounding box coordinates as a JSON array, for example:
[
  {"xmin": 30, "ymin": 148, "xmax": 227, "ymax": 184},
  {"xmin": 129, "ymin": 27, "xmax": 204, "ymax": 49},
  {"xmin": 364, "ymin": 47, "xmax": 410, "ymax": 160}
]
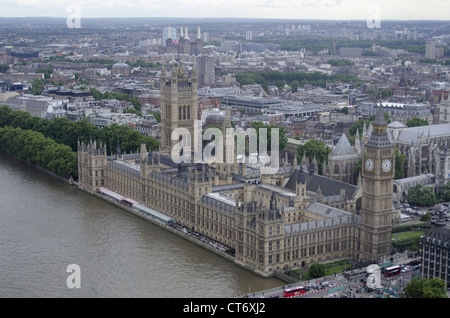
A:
[{"xmin": 0, "ymin": 0, "xmax": 449, "ymax": 21}]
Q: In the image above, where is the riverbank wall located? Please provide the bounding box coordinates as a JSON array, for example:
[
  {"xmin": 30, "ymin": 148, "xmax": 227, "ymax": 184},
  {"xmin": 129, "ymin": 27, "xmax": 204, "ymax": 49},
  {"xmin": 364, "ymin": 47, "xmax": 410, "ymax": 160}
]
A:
[
  {"xmin": 73, "ymin": 183, "xmax": 281, "ymax": 279},
  {"xmin": 3, "ymin": 151, "xmax": 279, "ymax": 280},
  {"xmin": 74, "ymin": 183, "xmax": 240, "ymax": 264}
]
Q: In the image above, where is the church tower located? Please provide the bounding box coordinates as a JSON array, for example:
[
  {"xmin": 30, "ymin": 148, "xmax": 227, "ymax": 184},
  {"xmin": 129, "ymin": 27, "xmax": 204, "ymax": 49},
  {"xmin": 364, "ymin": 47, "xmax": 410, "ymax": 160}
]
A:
[
  {"xmin": 359, "ymin": 106, "xmax": 395, "ymax": 262},
  {"xmin": 160, "ymin": 63, "xmax": 198, "ymax": 159}
]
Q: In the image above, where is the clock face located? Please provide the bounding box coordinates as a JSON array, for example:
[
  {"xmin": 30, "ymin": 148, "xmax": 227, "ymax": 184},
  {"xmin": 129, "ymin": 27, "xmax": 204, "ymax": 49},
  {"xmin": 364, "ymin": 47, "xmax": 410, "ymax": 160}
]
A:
[
  {"xmin": 382, "ymin": 159, "xmax": 392, "ymax": 172},
  {"xmin": 365, "ymin": 158, "xmax": 374, "ymax": 171}
]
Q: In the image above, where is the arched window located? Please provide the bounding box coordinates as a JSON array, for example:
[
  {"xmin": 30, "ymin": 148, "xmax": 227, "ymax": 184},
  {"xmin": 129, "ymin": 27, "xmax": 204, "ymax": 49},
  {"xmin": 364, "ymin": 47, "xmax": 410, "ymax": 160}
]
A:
[
  {"xmin": 183, "ymin": 105, "xmax": 186, "ymax": 120},
  {"xmin": 187, "ymin": 105, "xmax": 191, "ymax": 119},
  {"xmin": 179, "ymin": 106, "xmax": 182, "ymax": 120}
]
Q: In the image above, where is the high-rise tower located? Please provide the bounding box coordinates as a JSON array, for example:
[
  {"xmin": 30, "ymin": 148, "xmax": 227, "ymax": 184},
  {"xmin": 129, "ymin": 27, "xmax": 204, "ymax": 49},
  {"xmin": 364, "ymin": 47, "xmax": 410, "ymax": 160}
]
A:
[
  {"xmin": 359, "ymin": 106, "xmax": 395, "ymax": 262},
  {"xmin": 160, "ymin": 63, "xmax": 198, "ymax": 159}
]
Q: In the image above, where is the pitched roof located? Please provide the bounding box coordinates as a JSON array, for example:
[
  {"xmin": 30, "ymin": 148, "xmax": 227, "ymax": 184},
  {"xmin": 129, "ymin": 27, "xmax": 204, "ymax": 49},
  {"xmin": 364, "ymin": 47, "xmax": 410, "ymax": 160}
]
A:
[
  {"xmin": 305, "ymin": 202, "xmax": 351, "ymax": 218},
  {"xmin": 331, "ymin": 133, "xmax": 354, "ymax": 155},
  {"xmin": 396, "ymin": 123, "xmax": 450, "ymax": 144},
  {"xmin": 285, "ymin": 167, "xmax": 358, "ymax": 198}
]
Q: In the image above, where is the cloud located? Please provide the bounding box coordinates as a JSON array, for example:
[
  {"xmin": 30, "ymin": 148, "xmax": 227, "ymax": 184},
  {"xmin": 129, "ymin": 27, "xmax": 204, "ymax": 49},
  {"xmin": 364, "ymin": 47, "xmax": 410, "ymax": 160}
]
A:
[{"xmin": 0, "ymin": 0, "xmax": 448, "ymax": 20}]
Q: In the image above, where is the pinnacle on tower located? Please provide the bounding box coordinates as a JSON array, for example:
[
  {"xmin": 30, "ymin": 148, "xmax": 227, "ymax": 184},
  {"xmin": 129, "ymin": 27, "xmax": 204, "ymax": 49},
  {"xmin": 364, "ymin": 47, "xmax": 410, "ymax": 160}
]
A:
[{"xmin": 373, "ymin": 105, "xmax": 387, "ymax": 128}]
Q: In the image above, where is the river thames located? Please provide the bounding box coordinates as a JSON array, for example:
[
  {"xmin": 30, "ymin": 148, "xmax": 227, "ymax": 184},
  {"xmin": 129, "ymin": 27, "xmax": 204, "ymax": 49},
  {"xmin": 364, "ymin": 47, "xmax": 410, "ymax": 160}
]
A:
[{"xmin": 0, "ymin": 154, "xmax": 284, "ymax": 298}]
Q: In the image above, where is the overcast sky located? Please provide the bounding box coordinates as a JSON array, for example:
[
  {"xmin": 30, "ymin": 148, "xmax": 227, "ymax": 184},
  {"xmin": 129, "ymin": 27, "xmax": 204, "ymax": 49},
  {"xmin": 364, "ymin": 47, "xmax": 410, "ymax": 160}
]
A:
[{"xmin": 0, "ymin": 0, "xmax": 449, "ymax": 20}]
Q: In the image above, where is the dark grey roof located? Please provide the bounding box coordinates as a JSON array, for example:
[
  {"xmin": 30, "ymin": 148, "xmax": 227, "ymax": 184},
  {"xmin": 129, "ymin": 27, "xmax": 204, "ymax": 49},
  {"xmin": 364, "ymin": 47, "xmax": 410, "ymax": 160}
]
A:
[
  {"xmin": 422, "ymin": 224, "xmax": 450, "ymax": 246},
  {"xmin": 212, "ymin": 183, "xmax": 245, "ymax": 192},
  {"xmin": 160, "ymin": 154, "xmax": 178, "ymax": 168},
  {"xmin": 305, "ymin": 202, "xmax": 351, "ymax": 218},
  {"xmin": 365, "ymin": 133, "xmax": 392, "ymax": 148},
  {"xmin": 373, "ymin": 105, "xmax": 387, "ymax": 126},
  {"xmin": 285, "ymin": 167, "xmax": 358, "ymax": 198},
  {"xmin": 331, "ymin": 133, "xmax": 353, "ymax": 155},
  {"xmin": 396, "ymin": 123, "xmax": 450, "ymax": 144},
  {"xmin": 5, "ymin": 95, "xmax": 49, "ymax": 118}
]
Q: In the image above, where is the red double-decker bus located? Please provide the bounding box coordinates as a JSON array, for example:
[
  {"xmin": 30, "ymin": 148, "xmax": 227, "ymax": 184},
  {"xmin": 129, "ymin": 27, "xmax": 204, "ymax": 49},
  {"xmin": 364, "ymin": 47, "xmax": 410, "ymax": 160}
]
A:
[
  {"xmin": 283, "ymin": 286, "xmax": 306, "ymax": 298},
  {"xmin": 383, "ymin": 265, "xmax": 401, "ymax": 277}
]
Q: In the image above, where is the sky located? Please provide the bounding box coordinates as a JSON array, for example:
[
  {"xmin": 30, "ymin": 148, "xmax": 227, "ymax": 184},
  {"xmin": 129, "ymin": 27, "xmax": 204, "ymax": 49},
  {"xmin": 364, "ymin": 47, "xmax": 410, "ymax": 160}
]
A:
[{"xmin": 0, "ymin": 0, "xmax": 449, "ymax": 21}]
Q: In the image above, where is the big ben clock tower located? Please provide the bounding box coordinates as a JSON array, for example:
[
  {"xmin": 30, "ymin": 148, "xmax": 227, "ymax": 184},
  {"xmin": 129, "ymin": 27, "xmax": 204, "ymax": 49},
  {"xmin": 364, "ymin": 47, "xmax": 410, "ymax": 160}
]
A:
[{"xmin": 360, "ymin": 106, "xmax": 395, "ymax": 262}]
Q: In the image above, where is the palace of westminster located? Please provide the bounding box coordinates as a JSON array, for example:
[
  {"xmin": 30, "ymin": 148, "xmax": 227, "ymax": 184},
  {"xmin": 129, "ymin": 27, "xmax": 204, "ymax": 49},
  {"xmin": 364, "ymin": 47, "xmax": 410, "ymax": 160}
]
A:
[{"xmin": 77, "ymin": 63, "xmax": 401, "ymax": 277}]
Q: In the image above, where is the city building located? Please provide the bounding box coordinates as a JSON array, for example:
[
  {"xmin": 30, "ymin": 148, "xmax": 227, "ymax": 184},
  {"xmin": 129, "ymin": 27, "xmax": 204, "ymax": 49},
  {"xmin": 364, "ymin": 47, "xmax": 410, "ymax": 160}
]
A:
[
  {"xmin": 77, "ymin": 64, "xmax": 395, "ymax": 277},
  {"xmin": 425, "ymin": 40, "xmax": 436, "ymax": 59},
  {"xmin": 439, "ymin": 95, "xmax": 450, "ymax": 124},
  {"xmin": 196, "ymin": 55, "xmax": 215, "ymax": 86},
  {"xmin": 393, "ymin": 123, "xmax": 450, "ymax": 180},
  {"xmin": 420, "ymin": 216, "xmax": 450, "ymax": 290},
  {"xmin": 159, "ymin": 63, "xmax": 198, "ymax": 156},
  {"xmin": 359, "ymin": 107, "xmax": 395, "ymax": 262},
  {"xmin": 162, "ymin": 27, "xmax": 177, "ymax": 47},
  {"xmin": 393, "ymin": 174, "xmax": 435, "ymax": 204},
  {"xmin": 324, "ymin": 132, "xmax": 362, "ymax": 185},
  {"xmin": 111, "ymin": 63, "xmax": 131, "ymax": 77},
  {"xmin": 359, "ymin": 102, "xmax": 434, "ymax": 126}
]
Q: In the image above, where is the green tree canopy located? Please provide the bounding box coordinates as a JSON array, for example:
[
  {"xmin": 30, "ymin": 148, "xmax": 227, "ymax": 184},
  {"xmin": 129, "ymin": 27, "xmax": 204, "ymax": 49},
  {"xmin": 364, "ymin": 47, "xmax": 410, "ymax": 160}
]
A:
[
  {"xmin": 0, "ymin": 64, "xmax": 9, "ymax": 73},
  {"xmin": 31, "ymin": 79, "xmax": 44, "ymax": 95},
  {"xmin": 379, "ymin": 89, "xmax": 392, "ymax": 98},
  {"xmin": 235, "ymin": 71, "xmax": 361, "ymax": 92},
  {"xmin": 36, "ymin": 67, "xmax": 53, "ymax": 79},
  {"xmin": 290, "ymin": 80, "xmax": 300, "ymax": 93},
  {"xmin": 309, "ymin": 264, "xmax": 326, "ymax": 279},
  {"xmin": 406, "ymin": 184, "xmax": 438, "ymax": 207},
  {"xmin": 440, "ymin": 181, "xmax": 450, "ymax": 201},
  {"xmin": 250, "ymin": 121, "xmax": 287, "ymax": 152},
  {"xmin": 394, "ymin": 148, "xmax": 405, "ymax": 180},
  {"xmin": 90, "ymin": 88, "xmax": 142, "ymax": 111},
  {"xmin": 406, "ymin": 117, "xmax": 429, "ymax": 128},
  {"xmin": 0, "ymin": 105, "xmax": 159, "ymax": 156},
  {"xmin": 403, "ymin": 277, "xmax": 448, "ymax": 298},
  {"xmin": 297, "ymin": 139, "xmax": 331, "ymax": 175},
  {"xmin": 0, "ymin": 126, "xmax": 77, "ymax": 179}
]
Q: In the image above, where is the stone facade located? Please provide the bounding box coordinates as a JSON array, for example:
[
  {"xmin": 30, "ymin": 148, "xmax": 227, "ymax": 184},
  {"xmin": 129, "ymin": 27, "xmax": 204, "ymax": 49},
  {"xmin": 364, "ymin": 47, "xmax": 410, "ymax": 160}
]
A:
[
  {"xmin": 76, "ymin": 64, "xmax": 395, "ymax": 277},
  {"xmin": 359, "ymin": 107, "xmax": 395, "ymax": 262}
]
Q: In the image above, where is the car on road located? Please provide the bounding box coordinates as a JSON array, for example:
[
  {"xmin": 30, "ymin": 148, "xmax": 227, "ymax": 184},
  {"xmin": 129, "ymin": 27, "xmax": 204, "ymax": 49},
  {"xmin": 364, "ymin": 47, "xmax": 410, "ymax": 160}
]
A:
[
  {"xmin": 307, "ymin": 282, "xmax": 317, "ymax": 289},
  {"xmin": 401, "ymin": 265, "xmax": 412, "ymax": 273}
]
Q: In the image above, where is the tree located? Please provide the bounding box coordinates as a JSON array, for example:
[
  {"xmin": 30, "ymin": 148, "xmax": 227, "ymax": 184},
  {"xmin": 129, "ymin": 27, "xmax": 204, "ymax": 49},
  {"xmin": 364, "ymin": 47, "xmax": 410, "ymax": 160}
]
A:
[
  {"xmin": 309, "ymin": 264, "xmax": 326, "ymax": 279},
  {"xmin": 274, "ymin": 80, "xmax": 285, "ymax": 91},
  {"xmin": 406, "ymin": 184, "xmax": 438, "ymax": 207},
  {"xmin": 124, "ymin": 108, "xmax": 142, "ymax": 116},
  {"xmin": 290, "ymin": 80, "xmax": 300, "ymax": 93},
  {"xmin": 394, "ymin": 148, "xmax": 405, "ymax": 180},
  {"xmin": 0, "ymin": 64, "xmax": 9, "ymax": 73},
  {"xmin": 297, "ymin": 139, "xmax": 331, "ymax": 175},
  {"xmin": 0, "ymin": 126, "xmax": 77, "ymax": 179},
  {"xmin": 36, "ymin": 67, "xmax": 53, "ymax": 79},
  {"xmin": 419, "ymin": 212, "xmax": 432, "ymax": 223},
  {"xmin": 31, "ymin": 79, "xmax": 44, "ymax": 95},
  {"xmin": 0, "ymin": 105, "xmax": 159, "ymax": 156},
  {"xmin": 250, "ymin": 122, "xmax": 287, "ymax": 152},
  {"xmin": 379, "ymin": 89, "xmax": 392, "ymax": 98},
  {"xmin": 441, "ymin": 182, "xmax": 450, "ymax": 201},
  {"xmin": 403, "ymin": 277, "xmax": 448, "ymax": 298},
  {"xmin": 406, "ymin": 117, "xmax": 429, "ymax": 128}
]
